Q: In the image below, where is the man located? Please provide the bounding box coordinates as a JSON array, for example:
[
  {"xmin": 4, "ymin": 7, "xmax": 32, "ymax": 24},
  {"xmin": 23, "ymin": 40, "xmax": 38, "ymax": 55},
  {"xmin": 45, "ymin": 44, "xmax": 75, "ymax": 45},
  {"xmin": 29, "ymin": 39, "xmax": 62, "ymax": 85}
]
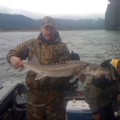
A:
[
  {"xmin": 83, "ymin": 59, "xmax": 120, "ymax": 120},
  {"xmin": 6, "ymin": 16, "xmax": 79, "ymax": 120}
]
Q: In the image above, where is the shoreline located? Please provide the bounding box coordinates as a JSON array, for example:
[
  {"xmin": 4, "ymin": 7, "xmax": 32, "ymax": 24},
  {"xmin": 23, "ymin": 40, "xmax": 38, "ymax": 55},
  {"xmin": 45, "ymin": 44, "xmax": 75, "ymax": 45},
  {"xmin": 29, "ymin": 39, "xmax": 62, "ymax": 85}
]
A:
[
  {"xmin": 0, "ymin": 29, "xmax": 40, "ymax": 32},
  {"xmin": 0, "ymin": 28, "xmax": 104, "ymax": 32}
]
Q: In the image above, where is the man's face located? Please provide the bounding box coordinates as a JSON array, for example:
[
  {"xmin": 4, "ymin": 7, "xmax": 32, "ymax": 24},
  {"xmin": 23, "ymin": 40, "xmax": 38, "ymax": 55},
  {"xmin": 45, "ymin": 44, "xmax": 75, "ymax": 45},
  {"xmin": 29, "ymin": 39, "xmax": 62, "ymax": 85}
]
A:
[{"xmin": 42, "ymin": 25, "xmax": 56, "ymax": 40}]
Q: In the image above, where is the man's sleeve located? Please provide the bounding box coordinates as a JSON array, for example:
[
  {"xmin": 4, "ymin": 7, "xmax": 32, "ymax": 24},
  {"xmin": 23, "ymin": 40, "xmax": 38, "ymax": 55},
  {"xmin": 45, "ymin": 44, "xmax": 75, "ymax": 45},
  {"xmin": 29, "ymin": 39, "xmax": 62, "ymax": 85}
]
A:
[{"xmin": 6, "ymin": 39, "xmax": 34, "ymax": 63}]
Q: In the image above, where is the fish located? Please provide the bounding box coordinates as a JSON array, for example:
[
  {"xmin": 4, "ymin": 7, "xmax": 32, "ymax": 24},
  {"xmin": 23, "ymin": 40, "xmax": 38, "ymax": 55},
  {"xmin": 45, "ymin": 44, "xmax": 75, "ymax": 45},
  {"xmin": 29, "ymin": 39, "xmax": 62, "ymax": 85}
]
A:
[{"xmin": 23, "ymin": 59, "xmax": 110, "ymax": 80}]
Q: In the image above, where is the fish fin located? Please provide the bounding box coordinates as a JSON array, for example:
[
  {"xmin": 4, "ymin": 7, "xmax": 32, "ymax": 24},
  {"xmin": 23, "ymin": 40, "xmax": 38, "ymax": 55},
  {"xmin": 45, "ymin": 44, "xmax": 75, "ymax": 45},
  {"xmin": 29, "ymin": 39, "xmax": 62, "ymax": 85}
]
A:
[
  {"xmin": 69, "ymin": 75, "xmax": 79, "ymax": 84},
  {"xmin": 69, "ymin": 75, "xmax": 78, "ymax": 83},
  {"xmin": 35, "ymin": 74, "xmax": 47, "ymax": 80},
  {"xmin": 69, "ymin": 71, "xmax": 83, "ymax": 83}
]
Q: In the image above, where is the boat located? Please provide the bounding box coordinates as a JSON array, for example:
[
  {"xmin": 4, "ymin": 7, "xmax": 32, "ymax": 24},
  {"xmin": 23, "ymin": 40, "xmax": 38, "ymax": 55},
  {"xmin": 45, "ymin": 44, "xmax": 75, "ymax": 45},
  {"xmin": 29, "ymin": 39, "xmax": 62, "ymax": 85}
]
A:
[
  {"xmin": 0, "ymin": 80, "xmax": 82, "ymax": 120},
  {"xmin": 0, "ymin": 80, "xmax": 27, "ymax": 120},
  {"xmin": 0, "ymin": 80, "xmax": 120, "ymax": 120},
  {"xmin": 0, "ymin": 80, "xmax": 94, "ymax": 120}
]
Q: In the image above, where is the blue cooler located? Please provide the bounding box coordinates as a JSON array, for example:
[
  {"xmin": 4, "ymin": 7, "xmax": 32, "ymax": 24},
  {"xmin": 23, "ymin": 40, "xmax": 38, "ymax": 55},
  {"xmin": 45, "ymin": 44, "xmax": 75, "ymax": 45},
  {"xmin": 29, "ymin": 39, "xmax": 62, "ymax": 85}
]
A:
[{"xmin": 66, "ymin": 100, "xmax": 93, "ymax": 120}]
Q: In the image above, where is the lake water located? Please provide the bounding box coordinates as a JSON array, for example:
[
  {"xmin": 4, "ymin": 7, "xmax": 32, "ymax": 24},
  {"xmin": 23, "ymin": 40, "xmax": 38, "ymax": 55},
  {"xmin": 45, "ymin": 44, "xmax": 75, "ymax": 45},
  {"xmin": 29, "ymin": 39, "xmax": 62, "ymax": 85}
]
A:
[{"xmin": 0, "ymin": 30, "xmax": 120, "ymax": 83}]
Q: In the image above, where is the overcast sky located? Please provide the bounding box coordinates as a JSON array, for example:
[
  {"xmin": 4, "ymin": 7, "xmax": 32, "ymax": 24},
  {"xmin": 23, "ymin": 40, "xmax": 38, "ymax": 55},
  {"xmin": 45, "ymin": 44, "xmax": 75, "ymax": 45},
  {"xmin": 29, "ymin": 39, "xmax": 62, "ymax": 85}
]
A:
[{"xmin": 0, "ymin": 0, "xmax": 108, "ymax": 19}]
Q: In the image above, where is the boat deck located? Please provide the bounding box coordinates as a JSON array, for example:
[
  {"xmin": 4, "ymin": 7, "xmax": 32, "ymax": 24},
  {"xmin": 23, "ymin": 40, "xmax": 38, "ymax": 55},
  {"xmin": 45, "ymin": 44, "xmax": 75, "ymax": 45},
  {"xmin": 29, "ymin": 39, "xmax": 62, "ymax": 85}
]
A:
[{"xmin": 0, "ymin": 80, "xmax": 85, "ymax": 120}]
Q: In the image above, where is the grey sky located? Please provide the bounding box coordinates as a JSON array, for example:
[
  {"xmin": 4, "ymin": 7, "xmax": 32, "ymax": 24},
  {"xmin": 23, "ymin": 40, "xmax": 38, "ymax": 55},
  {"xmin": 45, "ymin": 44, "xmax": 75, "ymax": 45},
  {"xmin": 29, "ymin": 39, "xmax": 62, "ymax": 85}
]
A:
[{"xmin": 0, "ymin": 0, "xmax": 108, "ymax": 19}]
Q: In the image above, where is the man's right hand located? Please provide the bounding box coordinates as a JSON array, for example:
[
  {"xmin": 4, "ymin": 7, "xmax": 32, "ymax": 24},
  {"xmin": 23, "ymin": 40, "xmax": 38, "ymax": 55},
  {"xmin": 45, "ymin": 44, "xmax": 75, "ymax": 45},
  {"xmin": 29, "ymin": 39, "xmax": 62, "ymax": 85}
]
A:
[{"xmin": 10, "ymin": 56, "xmax": 24, "ymax": 69}]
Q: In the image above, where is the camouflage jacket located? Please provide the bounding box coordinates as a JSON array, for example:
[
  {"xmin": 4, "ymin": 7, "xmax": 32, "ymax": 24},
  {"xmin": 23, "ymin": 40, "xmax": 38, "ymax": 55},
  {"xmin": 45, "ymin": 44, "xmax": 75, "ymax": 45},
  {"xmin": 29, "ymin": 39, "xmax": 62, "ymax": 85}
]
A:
[
  {"xmin": 83, "ymin": 59, "xmax": 120, "ymax": 113},
  {"xmin": 7, "ymin": 33, "xmax": 72, "ymax": 90}
]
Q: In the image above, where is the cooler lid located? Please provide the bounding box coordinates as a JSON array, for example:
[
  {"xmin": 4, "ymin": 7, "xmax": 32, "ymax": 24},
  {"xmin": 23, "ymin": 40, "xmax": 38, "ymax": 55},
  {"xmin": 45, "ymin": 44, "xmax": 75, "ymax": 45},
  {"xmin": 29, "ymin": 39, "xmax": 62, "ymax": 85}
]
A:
[{"xmin": 66, "ymin": 100, "xmax": 91, "ymax": 113}]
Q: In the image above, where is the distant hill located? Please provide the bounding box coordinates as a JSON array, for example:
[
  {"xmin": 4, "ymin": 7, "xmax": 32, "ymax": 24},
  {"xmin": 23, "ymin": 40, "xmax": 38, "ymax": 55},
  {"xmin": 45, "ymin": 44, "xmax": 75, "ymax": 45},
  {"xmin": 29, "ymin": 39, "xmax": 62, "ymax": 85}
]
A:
[
  {"xmin": 0, "ymin": 13, "xmax": 42, "ymax": 30},
  {"xmin": 0, "ymin": 13, "xmax": 105, "ymax": 30}
]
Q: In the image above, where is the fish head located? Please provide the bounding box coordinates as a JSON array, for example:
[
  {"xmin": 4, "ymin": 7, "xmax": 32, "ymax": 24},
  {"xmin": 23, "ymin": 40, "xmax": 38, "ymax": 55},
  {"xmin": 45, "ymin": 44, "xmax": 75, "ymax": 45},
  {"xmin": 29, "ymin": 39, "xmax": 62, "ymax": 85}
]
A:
[
  {"xmin": 84, "ymin": 64, "xmax": 110, "ymax": 78},
  {"xmin": 95, "ymin": 67, "xmax": 110, "ymax": 78}
]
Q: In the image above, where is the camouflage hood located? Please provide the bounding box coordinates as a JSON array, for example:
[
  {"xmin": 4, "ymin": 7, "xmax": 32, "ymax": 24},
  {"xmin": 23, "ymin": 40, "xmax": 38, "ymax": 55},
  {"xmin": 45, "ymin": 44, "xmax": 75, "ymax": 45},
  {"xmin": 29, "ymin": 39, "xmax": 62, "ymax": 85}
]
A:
[{"xmin": 39, "ymin": 31, "xmax": 61, "ymax": 44}]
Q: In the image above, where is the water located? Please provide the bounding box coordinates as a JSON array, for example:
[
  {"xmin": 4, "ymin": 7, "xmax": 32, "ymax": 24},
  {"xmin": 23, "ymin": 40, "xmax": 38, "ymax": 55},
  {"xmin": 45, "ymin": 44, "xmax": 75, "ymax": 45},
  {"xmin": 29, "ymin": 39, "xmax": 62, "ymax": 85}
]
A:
[{"xmin": 0, "ymin": 30, "xmax": 120, "ymax": 83}]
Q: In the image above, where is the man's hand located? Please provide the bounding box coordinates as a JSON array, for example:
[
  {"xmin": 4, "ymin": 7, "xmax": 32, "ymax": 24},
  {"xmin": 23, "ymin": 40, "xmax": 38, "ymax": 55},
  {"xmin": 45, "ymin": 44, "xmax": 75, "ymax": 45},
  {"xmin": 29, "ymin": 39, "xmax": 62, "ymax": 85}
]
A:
[{"xmin": 10, "ymin": 56, "xmax": 24, "ymax": 69}]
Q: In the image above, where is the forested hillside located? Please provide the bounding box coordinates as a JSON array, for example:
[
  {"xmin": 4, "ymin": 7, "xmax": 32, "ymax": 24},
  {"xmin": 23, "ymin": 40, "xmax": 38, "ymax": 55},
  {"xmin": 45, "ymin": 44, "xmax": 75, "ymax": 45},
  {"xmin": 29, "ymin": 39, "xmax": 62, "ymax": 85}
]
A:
[{"xmin": 0, "ymin": 13, "xmax": 105, "ymax": 30}]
